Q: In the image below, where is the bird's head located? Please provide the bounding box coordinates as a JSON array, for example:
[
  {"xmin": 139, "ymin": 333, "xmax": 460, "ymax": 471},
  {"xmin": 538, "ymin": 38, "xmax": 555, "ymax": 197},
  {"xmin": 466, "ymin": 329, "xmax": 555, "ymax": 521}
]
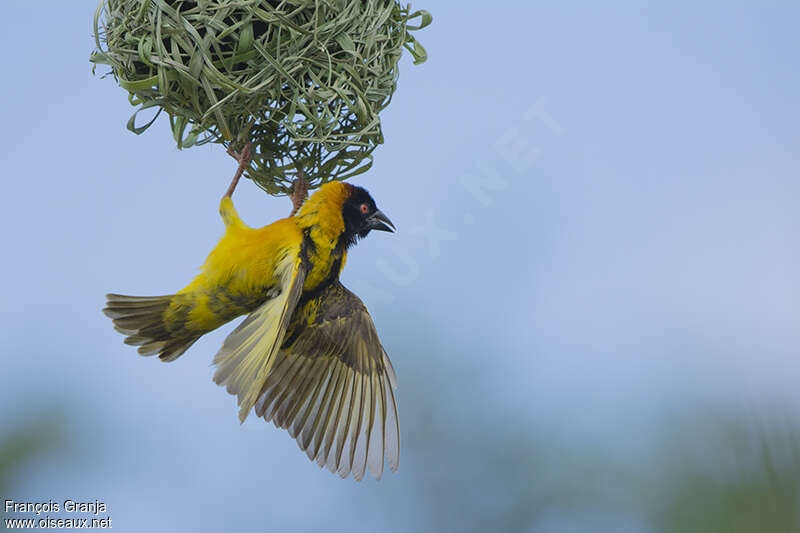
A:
[
  {"xmin": 295, "ymin": 182, "xmax": 394, "ymax": 248},
  {"xmin": 342, "ymin": 185, "xmax": 395, "ymax": 240}
]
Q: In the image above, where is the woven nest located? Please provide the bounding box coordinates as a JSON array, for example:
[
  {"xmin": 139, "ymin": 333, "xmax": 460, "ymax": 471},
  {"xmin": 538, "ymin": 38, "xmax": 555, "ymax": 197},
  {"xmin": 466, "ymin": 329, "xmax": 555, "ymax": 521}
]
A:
[{"xmin": 91, "ymin": 0, "xmax": 430, "ymax": 195}]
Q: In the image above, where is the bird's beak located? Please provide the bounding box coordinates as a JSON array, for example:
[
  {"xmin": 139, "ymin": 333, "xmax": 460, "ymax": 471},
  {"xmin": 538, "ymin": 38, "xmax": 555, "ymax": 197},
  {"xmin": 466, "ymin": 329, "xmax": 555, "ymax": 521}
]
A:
[{"xmin": 366, "ymin": 209, "xmax": 395, "ymax": 232}]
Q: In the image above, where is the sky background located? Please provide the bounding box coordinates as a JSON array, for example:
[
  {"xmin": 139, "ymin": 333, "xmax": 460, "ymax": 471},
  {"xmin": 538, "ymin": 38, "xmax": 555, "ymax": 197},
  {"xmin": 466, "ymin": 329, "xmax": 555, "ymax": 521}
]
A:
[{"xmin": 1, "ymin": 1, "xmax": 800, "ymax": 532}]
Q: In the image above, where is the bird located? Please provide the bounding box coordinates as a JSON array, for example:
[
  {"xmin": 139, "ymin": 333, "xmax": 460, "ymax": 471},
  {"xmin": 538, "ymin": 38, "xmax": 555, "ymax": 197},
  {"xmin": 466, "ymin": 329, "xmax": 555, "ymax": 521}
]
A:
[{"xmin": 102, "ymin": 181, "xmax": 399, "ymax": 481}]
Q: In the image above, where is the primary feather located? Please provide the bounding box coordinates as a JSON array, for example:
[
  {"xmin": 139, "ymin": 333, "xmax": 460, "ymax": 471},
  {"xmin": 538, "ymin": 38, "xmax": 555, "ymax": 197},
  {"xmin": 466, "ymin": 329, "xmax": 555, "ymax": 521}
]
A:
[
  {"xmin": 258, "ymin": 281, "xmax": 399, "ymax": 479},
  {"xmin": 103, "ymin": 182, "xmax": 399, "ymax": 480}
]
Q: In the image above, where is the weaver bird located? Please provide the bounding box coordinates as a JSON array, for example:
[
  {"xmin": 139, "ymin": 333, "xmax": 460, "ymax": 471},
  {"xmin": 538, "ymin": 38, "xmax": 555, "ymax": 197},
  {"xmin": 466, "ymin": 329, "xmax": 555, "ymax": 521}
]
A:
[{"xmin": 103, "ymin": 182, "xmax": 399, "ymax": 480}]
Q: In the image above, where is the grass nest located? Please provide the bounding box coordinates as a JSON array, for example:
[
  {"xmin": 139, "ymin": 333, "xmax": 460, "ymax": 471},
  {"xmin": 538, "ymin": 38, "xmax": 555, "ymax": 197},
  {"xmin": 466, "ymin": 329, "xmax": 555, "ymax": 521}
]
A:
[{"xmin": 91, "ymin": 0, "xmax": 430, "ymax": 195}]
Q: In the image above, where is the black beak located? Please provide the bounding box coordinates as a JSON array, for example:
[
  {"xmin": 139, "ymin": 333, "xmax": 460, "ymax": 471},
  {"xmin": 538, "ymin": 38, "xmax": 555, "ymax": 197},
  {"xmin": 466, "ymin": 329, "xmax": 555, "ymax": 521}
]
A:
[{"xmin": 366, "ymin": 209, "xmax": 395, "ymax": 232}]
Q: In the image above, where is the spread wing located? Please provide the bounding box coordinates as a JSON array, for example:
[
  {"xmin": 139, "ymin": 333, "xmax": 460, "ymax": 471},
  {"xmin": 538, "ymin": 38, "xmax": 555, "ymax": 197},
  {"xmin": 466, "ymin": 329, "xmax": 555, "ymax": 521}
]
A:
[
  {"xmin": 253, "ymin": 282, "xmax": 399, "ymax": 481},
  {"xmin": 213, "ymin": 254, "xmax": 307, "ymax": 422}
]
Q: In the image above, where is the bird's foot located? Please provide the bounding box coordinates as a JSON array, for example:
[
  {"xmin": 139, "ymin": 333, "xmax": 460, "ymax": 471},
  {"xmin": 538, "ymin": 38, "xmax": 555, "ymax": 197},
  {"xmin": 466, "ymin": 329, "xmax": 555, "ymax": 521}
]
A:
[
  {"xmin": 289, "ymin": 171, "xmax": 309, "ymax": 216},
  {"xmin": 223, "ymin": 141, "xmax": 252, "ymax": 199}
]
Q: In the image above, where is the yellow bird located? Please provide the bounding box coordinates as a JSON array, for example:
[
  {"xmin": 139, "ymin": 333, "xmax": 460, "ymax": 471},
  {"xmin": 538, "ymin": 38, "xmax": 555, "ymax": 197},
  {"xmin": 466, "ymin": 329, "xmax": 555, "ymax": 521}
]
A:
[{"xmin": 103, "ymin": 182, "xmax": 399, "ymax": 480}]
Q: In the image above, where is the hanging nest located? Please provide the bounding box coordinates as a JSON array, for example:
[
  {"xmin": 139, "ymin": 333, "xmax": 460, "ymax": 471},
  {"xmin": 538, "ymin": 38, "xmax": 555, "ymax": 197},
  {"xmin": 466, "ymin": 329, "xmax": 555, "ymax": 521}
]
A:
[{"xmin": 91, "ymin": 0, "xmax": 431, "ymax": 195}]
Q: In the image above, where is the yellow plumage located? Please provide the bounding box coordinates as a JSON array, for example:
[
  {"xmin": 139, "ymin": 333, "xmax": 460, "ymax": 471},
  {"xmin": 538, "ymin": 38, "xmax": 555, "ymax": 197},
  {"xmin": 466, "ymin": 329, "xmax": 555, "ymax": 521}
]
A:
[
  {"xmin": 168, "ymin": 198, "xmax": 304, "ymax": 334},
  {"xmin": 103, "ymin": 182, "xmax": 399, "ymax": 480}
]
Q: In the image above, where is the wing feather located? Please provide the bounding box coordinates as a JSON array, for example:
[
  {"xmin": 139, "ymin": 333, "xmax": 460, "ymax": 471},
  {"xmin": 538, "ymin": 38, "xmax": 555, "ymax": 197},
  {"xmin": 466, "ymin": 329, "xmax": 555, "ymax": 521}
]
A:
[
  {"xmin": 284, "ymin": 356, "xmax": 327, "ymax": 436},
  {"xmin": 212, "ymin": 254, "xmax": 307, "ymax": 422},
  {"xmin": 353, "ymin": 372, "xmax": 374, "ymax": 481},
  {"xmin": 256, "ymin": 351, "xmax": 302, "ymax": 422},
  {"xmin": 336, "ymin": 372, "xmax": 362, "ymax": 477},
  {"xmin": 270, "ymin": 354, "xmax": 313, "ymax": 426},
  {"xmin": 383, "ymin": 364, "xmax": 401, "ymax": 473},
  {"xmin": 309, "ymin": 361, "xmax": 345, "ymax": 462},
  {"xmin": 253, "ymin": 281, "xmax": 399, "ymax": 480},
  {"xmin": 299, "ymin": 356, "xmax": 338, "ymax": 451},
  {"xmin": 368, "ymin": 373, "xmax": 386, "ymax": 480},
  {"xmin": 333, "ymin": 370, "xmax": 357, "ymax": 473},
  {"xmin": 319, "ymin": 365, "xmax": 348, "ymax": 466}
]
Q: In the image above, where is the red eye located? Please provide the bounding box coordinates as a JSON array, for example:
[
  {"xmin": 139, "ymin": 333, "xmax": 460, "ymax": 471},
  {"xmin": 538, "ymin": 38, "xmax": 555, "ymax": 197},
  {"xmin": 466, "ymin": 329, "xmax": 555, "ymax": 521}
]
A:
[{"xmin": 360, "ymin": 203, "xmax": 369, "ymax": 214}]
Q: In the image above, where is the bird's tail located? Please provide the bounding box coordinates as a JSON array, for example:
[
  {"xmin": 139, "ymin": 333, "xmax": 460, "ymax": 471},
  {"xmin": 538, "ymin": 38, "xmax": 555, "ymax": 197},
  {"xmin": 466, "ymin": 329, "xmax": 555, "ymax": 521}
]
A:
[{"xmin": 103, "ymin": 294, "xmax": 199, "ymax": 362}]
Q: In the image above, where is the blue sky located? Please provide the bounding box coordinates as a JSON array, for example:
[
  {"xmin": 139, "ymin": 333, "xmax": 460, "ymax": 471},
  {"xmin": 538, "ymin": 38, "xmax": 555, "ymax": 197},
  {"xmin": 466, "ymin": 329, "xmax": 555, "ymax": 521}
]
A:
[{"xmin": 2, "ymin": 2, "xmax": 800, "ymax": 532}]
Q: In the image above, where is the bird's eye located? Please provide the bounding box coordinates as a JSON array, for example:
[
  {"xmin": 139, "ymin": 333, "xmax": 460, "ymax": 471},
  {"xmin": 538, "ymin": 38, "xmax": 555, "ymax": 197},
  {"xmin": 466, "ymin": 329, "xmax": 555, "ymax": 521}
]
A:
[{"xmin": 360, "ymin": 203, "xmax": 369, "ymax": 214}]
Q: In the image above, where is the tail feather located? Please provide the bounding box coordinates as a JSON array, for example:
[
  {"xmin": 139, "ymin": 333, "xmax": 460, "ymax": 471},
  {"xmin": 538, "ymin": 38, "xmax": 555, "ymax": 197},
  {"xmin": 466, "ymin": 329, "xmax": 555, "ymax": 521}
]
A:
[{"xmin": 103, "ymin": 293, "xmax": 198, "ymax": 362}]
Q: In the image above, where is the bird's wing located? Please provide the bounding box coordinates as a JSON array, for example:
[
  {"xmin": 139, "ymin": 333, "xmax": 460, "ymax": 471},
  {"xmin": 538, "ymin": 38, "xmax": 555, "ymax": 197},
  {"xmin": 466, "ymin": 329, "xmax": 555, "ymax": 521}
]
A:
[
  {"xmin": 213, "ymin": 252, "xmax": 307, "ymax": 422},
  {"xmin": 254, "ymin": 281, "xmax": 399, "ymax": 481}
]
